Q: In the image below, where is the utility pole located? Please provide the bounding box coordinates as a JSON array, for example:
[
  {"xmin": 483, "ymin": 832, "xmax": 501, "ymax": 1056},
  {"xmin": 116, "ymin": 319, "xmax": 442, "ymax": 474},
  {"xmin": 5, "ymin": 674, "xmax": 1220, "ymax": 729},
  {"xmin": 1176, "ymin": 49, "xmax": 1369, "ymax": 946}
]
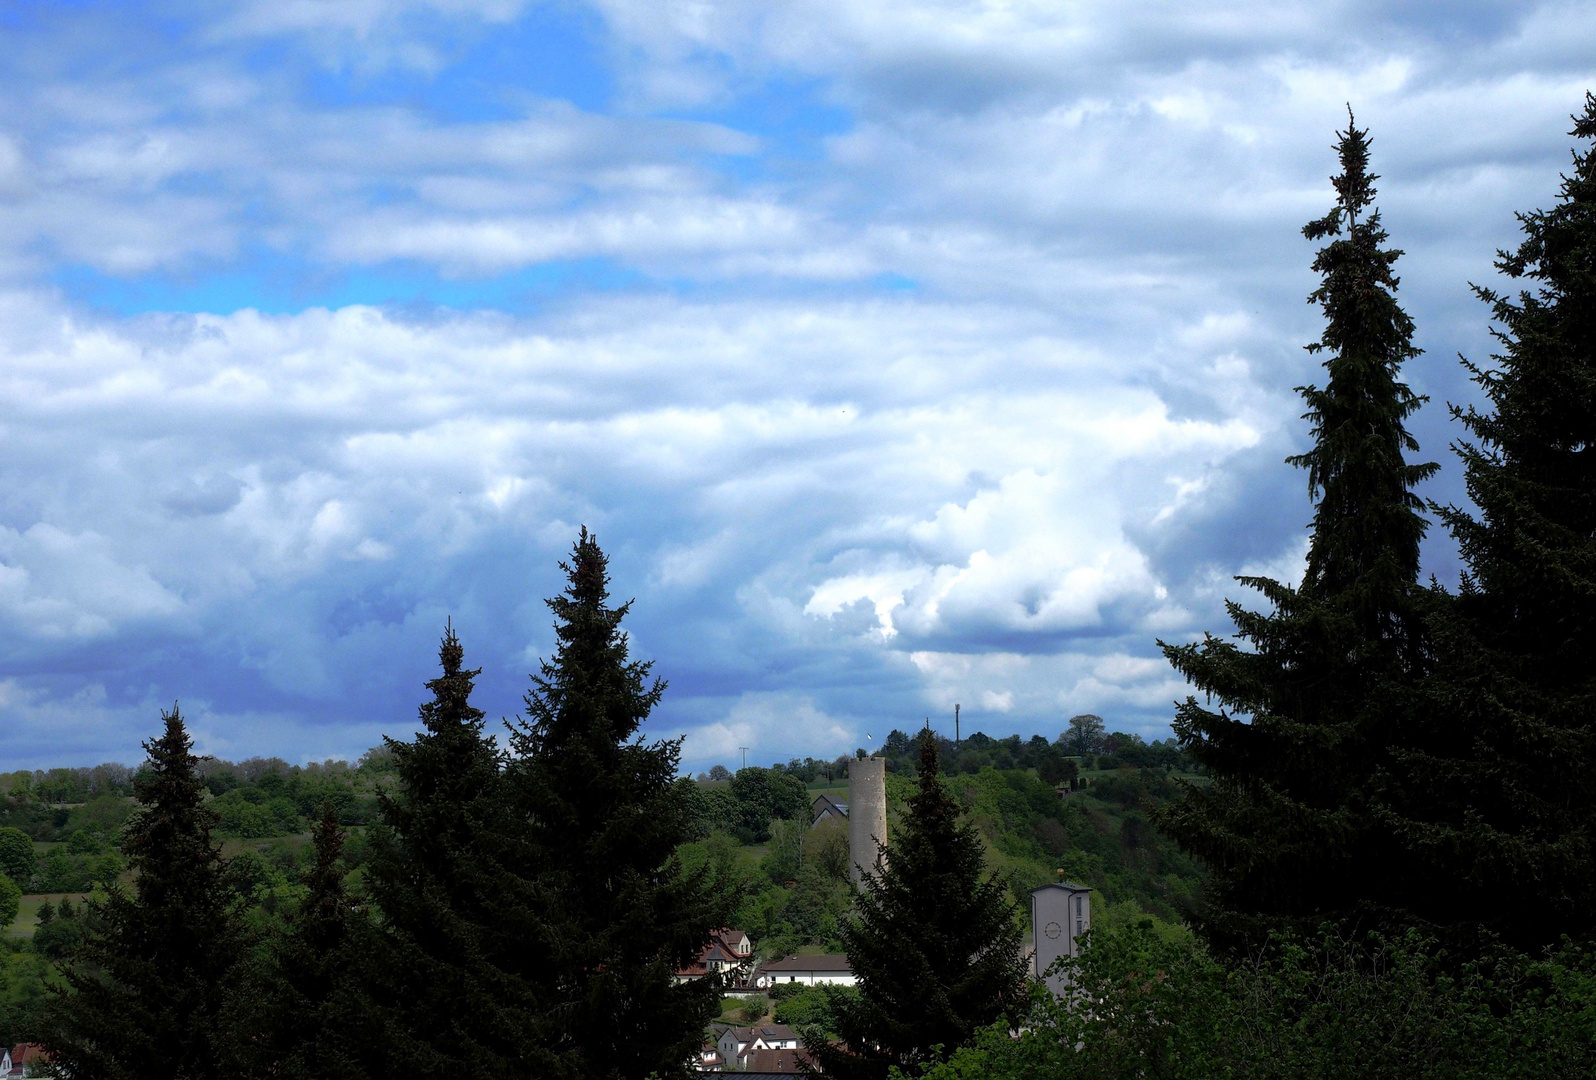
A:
[
  {"xmin": 955, "ymin": 703, "xmax": 961, "ymax": 752},
  {"xmin": 740, "ymin": 746, "xmax": 749, "ymax": 771}
]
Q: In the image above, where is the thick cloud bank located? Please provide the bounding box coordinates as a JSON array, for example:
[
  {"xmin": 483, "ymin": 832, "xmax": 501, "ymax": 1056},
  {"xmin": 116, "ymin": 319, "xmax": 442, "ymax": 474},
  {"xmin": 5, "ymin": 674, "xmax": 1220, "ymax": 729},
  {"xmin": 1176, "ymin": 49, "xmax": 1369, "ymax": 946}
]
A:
[{"xmin": 0, "ymin": 0, "xmax": 1590, "ymax": 768}]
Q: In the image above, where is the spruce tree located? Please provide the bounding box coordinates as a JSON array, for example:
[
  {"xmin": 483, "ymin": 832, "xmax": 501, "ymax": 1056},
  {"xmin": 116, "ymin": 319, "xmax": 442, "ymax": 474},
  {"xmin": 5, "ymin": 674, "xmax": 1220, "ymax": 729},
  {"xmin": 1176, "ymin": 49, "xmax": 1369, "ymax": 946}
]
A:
[
  {"xmin": 807, "ymin": 731, "xmax": 1026, "ymax": 1079},
  {"xmin": 1158, "ymin": 115, "xmax": 1436, "ymax": 945},
  {"xmin": 363, "ymin": 625, "xmax": 538, "ymax": 1076},
  {"xmin": 1384, "ymin": 94, "xmax": 1596, "ymax": 947},
  {"xmin": 40, "ymin": 707, "xmax": 247, "ymax": 1080},
  {"xmin": 509, "ymin": 527, "xmax": 726, "ymax": 1080},
  {"xmin": 229, "ymin": 802, "xmax": 383, "ymax": 1080}
]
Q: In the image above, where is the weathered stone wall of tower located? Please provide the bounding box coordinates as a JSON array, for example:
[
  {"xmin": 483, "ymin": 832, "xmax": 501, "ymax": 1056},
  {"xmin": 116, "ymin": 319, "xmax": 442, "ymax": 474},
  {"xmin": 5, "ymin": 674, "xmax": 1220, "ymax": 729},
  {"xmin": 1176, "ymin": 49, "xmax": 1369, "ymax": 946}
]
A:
[{"xmin": 848, "ymin": 756, "xmax": 888, "ymax": 888}]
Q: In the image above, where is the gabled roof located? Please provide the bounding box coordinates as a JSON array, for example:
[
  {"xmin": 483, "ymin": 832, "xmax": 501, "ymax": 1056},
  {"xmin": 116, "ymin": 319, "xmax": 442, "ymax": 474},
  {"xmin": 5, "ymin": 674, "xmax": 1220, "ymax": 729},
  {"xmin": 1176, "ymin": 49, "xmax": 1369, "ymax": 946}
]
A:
[
  {"xmin": 811, "ymin": 794, "xmax": 849, "ymax": 817},
  {"xmin": 759, "ymin": 954, "xmax": 852, "ymax": 973}
]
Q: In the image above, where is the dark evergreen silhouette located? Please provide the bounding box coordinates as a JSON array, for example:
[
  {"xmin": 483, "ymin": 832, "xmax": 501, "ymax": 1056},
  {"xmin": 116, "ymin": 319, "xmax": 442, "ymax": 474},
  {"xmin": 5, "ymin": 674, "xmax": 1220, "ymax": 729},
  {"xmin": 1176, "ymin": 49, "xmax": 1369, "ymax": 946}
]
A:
[
  {"xmin": 1158, "ymin": 114, "xmax": 1436, "ymax": 946},
  {"xmin": 40, "ymin": 707, "xmax": 248, "ymax": 1080},
  {"xmin": 228, "ymin": 801, "xmax": 383, "ymax": 1080},
  {"xmin": 508, "ymin": 527, "xmax": 726, "ymax": 1080},
  {"xmin": 363, "ymin": 625, "xmax": 538, "ymax": 1076},
  {"xmin": 807, "ymin": 731, "xmax": 1026, "ymax": 1079},
  {"xmin": 1385, "ymin": 93, "xmax": 1596, "ymax": 948}
]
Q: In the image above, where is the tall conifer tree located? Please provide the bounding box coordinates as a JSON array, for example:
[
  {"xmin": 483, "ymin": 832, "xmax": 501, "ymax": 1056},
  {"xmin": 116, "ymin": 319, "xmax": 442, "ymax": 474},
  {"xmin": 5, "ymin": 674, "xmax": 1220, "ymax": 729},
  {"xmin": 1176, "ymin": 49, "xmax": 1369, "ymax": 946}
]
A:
[
  {"xmin": 509, "ymin": 528, "xmax": 725, "ymax": 1080},
  {"xmin": 41, "ymin": 708, "xmax": 247, "ymax": 1080},
  {"xmin": 807, "ymin": 731, "xmax": 1026, "ymax": 1080},
  {"xmin": 230, "ymin": 802, "xmax": 383, "ymax": 1080},
  {"xmin": 1159, "ymin": 115, "xmax": 1435, "ymax": 945},
  {"xmin": 1384, "ymin": 94, "xmax": 1596, "ymax": 947},
  {"xmin": 364, "ymin": 625, "xmax": 535, "ymax": 1076}
]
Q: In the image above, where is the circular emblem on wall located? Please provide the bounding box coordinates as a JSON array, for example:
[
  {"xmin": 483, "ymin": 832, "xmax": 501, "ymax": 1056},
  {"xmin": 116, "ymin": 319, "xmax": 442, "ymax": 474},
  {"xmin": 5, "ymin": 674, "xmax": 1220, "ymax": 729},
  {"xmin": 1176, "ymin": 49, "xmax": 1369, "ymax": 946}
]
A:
[{"xmin": 1044, "ymin": 921, "xmax": 1063, "ymax": 940}]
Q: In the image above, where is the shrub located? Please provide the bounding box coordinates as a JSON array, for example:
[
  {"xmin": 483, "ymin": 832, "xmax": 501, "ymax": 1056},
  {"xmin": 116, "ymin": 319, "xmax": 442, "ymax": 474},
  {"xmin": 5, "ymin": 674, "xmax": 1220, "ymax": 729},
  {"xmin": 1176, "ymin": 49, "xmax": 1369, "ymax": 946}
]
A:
[
  {"xmin": 0, "ymin": 875, "xmax": 18, "ymax": 929},
  {"xmin": 0, "ymin": 829, "xmax": 35, "ymax": 883},
  {"xmin": 914, "ymin": 923, "xmax": 1596, "ymax": 1080}
]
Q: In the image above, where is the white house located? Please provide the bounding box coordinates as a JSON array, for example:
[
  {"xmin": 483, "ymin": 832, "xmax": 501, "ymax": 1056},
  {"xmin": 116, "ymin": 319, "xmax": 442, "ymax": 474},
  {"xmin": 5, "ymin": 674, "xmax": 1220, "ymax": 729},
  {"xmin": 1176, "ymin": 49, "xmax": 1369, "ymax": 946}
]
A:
[
  {"xmin": 716, "ymin": 1024, "xmax": 800, "ymax": 1069},
  {"xmin": 752, "ymin": 954, "xmax": 855, "ymax": 987}
]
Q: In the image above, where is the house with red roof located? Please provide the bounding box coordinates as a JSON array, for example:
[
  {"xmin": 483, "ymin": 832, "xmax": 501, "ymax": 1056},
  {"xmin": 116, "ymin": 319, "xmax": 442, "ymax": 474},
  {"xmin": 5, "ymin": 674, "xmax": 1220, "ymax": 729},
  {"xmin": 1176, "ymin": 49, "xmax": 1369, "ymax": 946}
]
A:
[
  {"xmin": 5, "ymin": 1043, "xmax": 50, "ymax": 1078},
  {"xmin": 674, "ymin": 927, "xmax": 756, "ymax": 987}
]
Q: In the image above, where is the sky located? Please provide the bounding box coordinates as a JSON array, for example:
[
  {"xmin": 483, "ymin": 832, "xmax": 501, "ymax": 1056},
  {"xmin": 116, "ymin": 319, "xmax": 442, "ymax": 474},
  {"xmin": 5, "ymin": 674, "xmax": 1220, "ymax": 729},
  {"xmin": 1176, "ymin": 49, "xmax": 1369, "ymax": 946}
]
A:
[{"xmin": 0, "ymin": 0, "xmax": 1591, "ymax": 772}]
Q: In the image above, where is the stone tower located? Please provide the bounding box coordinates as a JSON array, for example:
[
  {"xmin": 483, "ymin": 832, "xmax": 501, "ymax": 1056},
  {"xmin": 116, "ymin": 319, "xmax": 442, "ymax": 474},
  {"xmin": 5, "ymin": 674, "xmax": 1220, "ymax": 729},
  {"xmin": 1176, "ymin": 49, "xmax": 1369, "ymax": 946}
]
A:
[{"xmin": 848, "ymin": 756, "xmax": 888, "ymax": 888}]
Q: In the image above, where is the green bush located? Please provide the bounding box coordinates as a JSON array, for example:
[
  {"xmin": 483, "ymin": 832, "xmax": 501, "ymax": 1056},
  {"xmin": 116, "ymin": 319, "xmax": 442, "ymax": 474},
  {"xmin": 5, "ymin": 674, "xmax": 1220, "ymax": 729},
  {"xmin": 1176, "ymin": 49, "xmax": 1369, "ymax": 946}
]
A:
[
  {"xmin": 64, "ymin": 829, "xmax": 104, "ymax": 855},
  {"xmin": 64, "ymin": 795, "xmax": 133, "ymax": 836},
  {"xmin": 32, "ymin": 912, "xmax": 83, "ymax": 962},
  {"xmin": 772, "ymin": 984, "xmax": 854, "ymax": 1036},
  {"xmin": 912, "ymin": 922, "xmax": 1596, "ymax": 1080},
  {"xmin": 0, "ymin": 876, "xmax": 18, "ymax": 929},
  {"xmin": 0, "ymin": 829, "xmax": 35, "ymax": 883},
  {"xmin": 213, "ymin": 792, "xmax": 302, "ymax": 837},
  {"xmin": 30, "ymin": 850, "xmax": 100, "ymax": 893}
]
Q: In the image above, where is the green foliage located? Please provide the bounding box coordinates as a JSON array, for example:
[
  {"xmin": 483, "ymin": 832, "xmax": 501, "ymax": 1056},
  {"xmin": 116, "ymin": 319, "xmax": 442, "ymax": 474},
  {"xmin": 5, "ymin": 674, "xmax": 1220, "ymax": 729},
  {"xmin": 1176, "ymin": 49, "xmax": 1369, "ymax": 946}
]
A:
[
  {"xmin": 0, "ymin": 941, "xmax": 55, "ymax": 1050},
  {"xmin": 31, "ymin": 847, "xmax": 123, "ymax": 892},
  {"xmin": 39, "ymin": 707, "xmax": 249, "ymax": 1080},
  {"xmin": 1385, "ymin": 93, "xmax": 1596, "ymax": 949},
  {"xmin": 213, "ymin": 791, "xmax": 303, "ymax": 838},
  {"xmin": 773, "ymin": 983, "xmax": 856, "ymax": 1036},
  {"xmin": 728, "ymin": 766, "xmax": 811, "ymax": 842},
  {"xmin": 32, "ymin": 908, "xmax": 84, "ymax": 963},
  {"xmin": 0, "ymin": 875, "xmax": 18, "ymax": 929},
  {"xmin": 911, "ymin": 923, "xmax": 1596, "ymax": 1080},
  {"xmin": 761, "ymin": 817, "xmax": 805, "ymax": 883},
  {"xmin": 1159, "ymin": 115, "xmax": 1435, "ymax": 948},
  {"xmin": 810, "ymin": 732, "xmax": 1027, "ymax": 1079},
  {"xmin": 67, "ymin": 794, "xmax": 135, "ymax": 836},
  {"xmin": 0, "ymin": 828, "xmax": 36, "ymax": 882},
  {"xmin": 225, "ymin": 802, "xmax": 385, "ymax": 1080},
  {"xmin": 1064, "ymin": 715, "xmax": 1105, "ymax": 755}
]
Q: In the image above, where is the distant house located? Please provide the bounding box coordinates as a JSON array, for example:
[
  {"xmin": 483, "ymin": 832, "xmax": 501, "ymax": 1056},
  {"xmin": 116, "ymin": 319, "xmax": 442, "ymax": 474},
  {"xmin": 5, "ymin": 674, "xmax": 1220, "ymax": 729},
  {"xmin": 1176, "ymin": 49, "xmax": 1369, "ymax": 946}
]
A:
[
  {"xmin": 810, "ymin": 795, "xmax": 848, "ymax": 828},
  {"xmin": 6, "ymin": 1044, "xmax": 49, "ymax": 1078},
  {"xmin": 696, "ymin": 1042, "xmax": 725, "ymax": 1071},
  {"xmin": 753, "ymin": 954, "xmax": 855, "ymax": 988},
  {"xmin": 674, "ymin": 928, "xmax": 757, "ymax": 987},
  {"xmin": 743, "ymin": 1047, "xmax": 818, "ymax": 1075},
  {"xmin": 716, "ymin": 1024, "xmax": 800, "ymax": 1070}
]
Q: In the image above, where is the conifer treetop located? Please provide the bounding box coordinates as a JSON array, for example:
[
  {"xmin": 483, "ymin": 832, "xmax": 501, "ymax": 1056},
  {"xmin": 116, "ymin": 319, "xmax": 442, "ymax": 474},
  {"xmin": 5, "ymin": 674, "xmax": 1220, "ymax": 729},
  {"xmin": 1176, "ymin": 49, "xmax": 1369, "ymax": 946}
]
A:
[
  {"xmin": 1289, "ymin": 109, "xmax": 1436, "ymax": 626},
  {"xmin": 522, "ymin": 526, "xmax": 664, "ymax": 755}
]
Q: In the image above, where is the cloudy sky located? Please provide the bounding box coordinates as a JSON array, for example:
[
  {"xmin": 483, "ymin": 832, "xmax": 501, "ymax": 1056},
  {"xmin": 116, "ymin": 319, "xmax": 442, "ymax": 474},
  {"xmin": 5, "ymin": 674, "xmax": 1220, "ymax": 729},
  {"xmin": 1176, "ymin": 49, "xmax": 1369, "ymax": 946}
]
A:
[{"xmin": 0, "ymin": 0, "xmax": 1590, "ymax": 771}]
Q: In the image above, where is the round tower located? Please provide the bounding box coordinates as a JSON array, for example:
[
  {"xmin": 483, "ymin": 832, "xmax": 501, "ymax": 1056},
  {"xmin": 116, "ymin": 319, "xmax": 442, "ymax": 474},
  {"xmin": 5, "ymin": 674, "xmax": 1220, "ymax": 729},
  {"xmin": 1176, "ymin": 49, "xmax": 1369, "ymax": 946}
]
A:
[{"xmin": 848, "ymin": 756, "xmax": 888, "ymax": 888}]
